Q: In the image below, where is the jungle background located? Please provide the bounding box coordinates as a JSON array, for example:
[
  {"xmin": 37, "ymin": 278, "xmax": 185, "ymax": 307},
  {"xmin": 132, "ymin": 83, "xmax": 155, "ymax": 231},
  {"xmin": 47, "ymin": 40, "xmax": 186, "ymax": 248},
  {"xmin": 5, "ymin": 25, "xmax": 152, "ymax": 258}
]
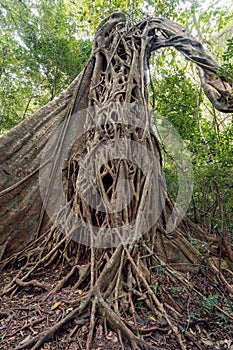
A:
[
  {"xmin": 0, "ymin": 0, "xmax": 233, "ymax": 349},
  {"xmin": 1, "ymin": 0, "xmax": 233, "ymax": 235}
]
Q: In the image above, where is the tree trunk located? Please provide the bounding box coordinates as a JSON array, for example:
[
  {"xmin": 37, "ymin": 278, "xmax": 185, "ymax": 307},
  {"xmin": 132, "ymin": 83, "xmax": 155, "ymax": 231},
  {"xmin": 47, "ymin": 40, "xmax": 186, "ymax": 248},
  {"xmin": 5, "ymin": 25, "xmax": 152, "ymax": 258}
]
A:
[{"xmin": 0, "ymin": 13, "xmax": 233, "ymax": 350}]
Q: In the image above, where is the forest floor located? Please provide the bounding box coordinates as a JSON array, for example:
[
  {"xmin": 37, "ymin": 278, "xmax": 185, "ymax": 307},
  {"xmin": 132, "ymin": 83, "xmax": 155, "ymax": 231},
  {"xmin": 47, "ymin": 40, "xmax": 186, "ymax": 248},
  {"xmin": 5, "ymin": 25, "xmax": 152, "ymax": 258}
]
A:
[{"xmin": 0, "ymin": 260, "xmax": 233, "ymax": 350}]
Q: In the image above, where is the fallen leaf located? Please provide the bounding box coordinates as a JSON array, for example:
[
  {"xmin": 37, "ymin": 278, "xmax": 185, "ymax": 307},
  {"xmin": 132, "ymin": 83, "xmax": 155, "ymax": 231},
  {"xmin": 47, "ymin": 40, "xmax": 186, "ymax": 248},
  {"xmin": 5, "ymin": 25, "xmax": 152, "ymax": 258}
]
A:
[
  {"xmin": 149, "ymin": 315, "xmax": 156, "ymax": 321},
  {"xmin": 51, "ymin": 301, "xmax": 61, "ymax": 310},
  {"xmin": 189, "ymin": 328, "xmax": 195, "ymax": 335},
  {"xmin": 20, "ymin": 334, "xmax": 31, "ymax": 345},
  {"xmin": 202, "ymin": 339, "xmax": 213, "ymax": 346},
  {"xmin": 66, "ymin": 307, "xmax": 73, "ymax": 314},
  {"xmin": 1, "ymin": 332, "xmax": 6, "ymax": 340}
]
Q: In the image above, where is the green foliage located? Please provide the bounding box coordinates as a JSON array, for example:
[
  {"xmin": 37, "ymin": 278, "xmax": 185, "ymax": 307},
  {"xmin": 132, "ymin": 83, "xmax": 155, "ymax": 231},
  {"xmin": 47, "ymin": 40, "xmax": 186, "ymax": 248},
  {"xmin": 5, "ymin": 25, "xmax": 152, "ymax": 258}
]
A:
[
  {"xmin": 69, "ymin": 0, "xmax": 144, "ymax": 31},
  {"xmin": 148, "ymin": 0, "xmax": 233, "ymax": 237},
  {"xmin": 201, "ymin": 294, "xmax": 219, "ymax": 315},
  {"xmin": 154, "ymin": 66, "xmax": 201, "ymax": 143},
  {"xmin": 0, "ymin": 0, "xmax": 92, "ymax": 132},
  {"xmin": 189, "ymin": 293, "xmax": 233, "ymax": 327},
  {"xmin": 152, "ymin": 60, "xmax": 202, "ymax": 198},
  {"xmin": 151, "ymin": 41, "xmax": 232, "ymax": 236},
  {"xmin": 142, "ymin": 0, "xmax": 180, "ymax": 18},
  {"xmin": 187, "ymin": 104, "xmax": 233, "ymax": 233},
  {"xmin": 219, "ymin": 37, "xmax": 233, "ymax": 83}
]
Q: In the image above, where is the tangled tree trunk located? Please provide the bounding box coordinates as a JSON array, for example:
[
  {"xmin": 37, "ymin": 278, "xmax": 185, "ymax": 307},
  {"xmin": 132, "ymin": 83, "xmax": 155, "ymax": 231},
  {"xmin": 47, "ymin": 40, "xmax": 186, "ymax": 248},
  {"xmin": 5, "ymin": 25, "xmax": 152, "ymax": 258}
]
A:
[{"xmin": 0, "ymin": 13, "xmax": 233, "ymax": 350}]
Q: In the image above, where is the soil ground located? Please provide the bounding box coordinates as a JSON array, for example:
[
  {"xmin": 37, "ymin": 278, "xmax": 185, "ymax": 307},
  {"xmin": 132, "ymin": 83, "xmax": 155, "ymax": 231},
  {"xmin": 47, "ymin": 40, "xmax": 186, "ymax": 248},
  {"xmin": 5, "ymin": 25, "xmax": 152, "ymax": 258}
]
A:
[{"xmin": 0, "ymin": 260, "xmax": 232, "ymax": 350}]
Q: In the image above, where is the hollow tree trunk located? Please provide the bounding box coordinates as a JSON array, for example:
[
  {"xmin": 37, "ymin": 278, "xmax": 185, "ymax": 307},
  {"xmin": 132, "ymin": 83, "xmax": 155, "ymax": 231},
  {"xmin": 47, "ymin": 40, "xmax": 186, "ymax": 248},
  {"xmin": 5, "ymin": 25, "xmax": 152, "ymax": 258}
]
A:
[
  {"xmin": 0, "ymin": 13, "xmax": 233, "ymax": 350},
  {"xmin": 1, "ymin": 13, "xmax": 232, "ymax": 258}
]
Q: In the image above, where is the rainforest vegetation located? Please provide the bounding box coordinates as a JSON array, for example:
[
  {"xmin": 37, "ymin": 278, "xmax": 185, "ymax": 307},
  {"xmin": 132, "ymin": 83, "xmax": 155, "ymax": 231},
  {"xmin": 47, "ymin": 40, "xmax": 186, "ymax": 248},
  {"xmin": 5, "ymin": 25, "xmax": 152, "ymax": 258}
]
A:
[{"xmin": 0, "ymin": 1, "xmax": 232, "ymax": 349}]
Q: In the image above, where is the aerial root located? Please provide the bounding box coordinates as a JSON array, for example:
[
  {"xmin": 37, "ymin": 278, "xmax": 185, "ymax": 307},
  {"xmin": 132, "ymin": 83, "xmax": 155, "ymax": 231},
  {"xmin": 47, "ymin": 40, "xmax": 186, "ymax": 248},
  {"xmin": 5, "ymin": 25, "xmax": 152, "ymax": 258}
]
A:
[
  {"xmin": 15, "ymin": 278, "xmax": 50, "ymax": 291},
  {"xmin": 2, "ymin": 226, "xmax": 233, "ymax": 349},
  {"xmin": 15, "ymin": 287, "xmax": 162, "ymax": 350},
  {"xmin": 86, "ymin": 298, "xmax": 97, "ymax": 350},
  {"xmin": 1, "ymin": 233, "xmax": 68, "ymax": 296},
  {"xmin": 123, "ymin": 245, "xmax": 187, "ymax": 350},
  {"xmin": 43, "ymin": 265, "xmax": 78, "ymax": 301},
  {"xmin": 15, "ymin": 293, "xmax": 92, "ymax": 350},
  {"xmin": 97, "ymin": 291, "xmax": 158, "ymax": 350},
  {"xmin": 7, "ymin": 242, "xmax": 161, "ymax": 349}
]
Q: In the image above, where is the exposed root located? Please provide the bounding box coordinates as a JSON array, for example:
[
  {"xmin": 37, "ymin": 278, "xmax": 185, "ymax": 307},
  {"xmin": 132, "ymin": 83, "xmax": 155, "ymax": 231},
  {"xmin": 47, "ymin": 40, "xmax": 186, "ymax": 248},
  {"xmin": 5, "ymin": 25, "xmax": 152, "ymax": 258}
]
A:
[
  {"xmin": 15, "ymin": 278, "xmax": 50, "ymax": 292},
  {"xmin": 1, "ymin": 11, "xmax": 233, "ymax": 350},
  {"xmin": 1, "ymin": 224, "xmax": 232, "ymax": 349},
  {"xmin": 86, "ymin": 298, "xmax": 97, "ymax": 350},
  {"xmin": 15, "ymin": 293, "xmax": 91, "ymax": 350},
  {"xmin": 44, "ymin": 265, "xmax": 78, "ymax": 299}
]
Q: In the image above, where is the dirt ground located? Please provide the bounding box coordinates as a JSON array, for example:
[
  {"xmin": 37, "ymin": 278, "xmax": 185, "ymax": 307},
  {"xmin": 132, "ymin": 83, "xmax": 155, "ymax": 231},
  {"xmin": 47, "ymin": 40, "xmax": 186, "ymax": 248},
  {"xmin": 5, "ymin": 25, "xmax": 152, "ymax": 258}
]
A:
[{"xmin": 0, "ymin": 261, "xmax": 233, "ymax": 350}]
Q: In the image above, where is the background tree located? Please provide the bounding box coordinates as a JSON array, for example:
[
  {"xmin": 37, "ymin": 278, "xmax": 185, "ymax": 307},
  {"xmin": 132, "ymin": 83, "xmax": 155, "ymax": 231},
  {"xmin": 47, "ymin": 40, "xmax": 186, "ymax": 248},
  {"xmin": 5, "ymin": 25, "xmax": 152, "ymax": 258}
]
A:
[
  {"xmin": 0, "ymin": 1, "xmax": 233, "ymax": 349},
  {"xmin": 0, "ymin": 0, "xmax": 92, "ymax": 131}
]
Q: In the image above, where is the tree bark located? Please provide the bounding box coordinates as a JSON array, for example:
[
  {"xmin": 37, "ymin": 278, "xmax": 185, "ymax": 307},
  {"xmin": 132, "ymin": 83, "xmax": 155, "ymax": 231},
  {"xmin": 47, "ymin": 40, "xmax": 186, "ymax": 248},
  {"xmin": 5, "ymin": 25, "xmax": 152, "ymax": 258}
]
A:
[
  {"xmin": 1, "ymin": 13, "xmax": 232, "ymax": 258},
  {"xmin": 0, "ymin": 13, "xmax": 233, "ymax": 350}
]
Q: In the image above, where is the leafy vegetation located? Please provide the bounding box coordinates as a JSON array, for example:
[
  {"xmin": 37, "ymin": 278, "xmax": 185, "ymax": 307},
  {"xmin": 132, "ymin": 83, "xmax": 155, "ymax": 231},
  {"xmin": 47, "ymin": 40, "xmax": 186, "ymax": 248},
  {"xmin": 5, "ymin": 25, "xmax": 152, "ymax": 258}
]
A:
[
  {"xmin": 0, "ymin": 0, "xmax": 92, "ymax": 131},
  {"xmin": 0, "ymin": 0, "xmax": 232, "ymax": 241},
  {"xmin": 150, "ymin": 4, "xmax": 233, "ymax": 237},
  {"xmin": 0, "ymin": 2, "xmax": 233, "ymax": 348},
  {"xmin": 220, "ymin": 37, "xmax": 233, "ymax": 82}
]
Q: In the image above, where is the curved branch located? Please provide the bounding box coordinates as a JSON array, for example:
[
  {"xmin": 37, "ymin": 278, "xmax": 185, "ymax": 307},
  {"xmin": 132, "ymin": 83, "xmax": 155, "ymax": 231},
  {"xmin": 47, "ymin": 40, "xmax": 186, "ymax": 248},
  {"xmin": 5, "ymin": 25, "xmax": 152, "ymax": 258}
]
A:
[{"xmin": 147, "ymin": 17, "xmax": 233, "ymax": 113}]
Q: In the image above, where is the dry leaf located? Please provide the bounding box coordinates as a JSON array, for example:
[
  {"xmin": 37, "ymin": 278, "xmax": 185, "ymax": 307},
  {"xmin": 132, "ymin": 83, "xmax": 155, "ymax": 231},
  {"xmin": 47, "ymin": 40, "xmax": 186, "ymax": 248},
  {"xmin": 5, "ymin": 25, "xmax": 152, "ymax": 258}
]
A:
[
  {"xmin": 51, "ymin": 301, "xmax": 61, "ymax": 310},
  {"xmin": 202, "ymin": 339, "xmax": 213, "ymax": 346},
  {"xmin": 20, "ymin": 334, "xmax": 31, "ymax": 345},
  {"xmin": 189, "ymin": 328, "xmax": 195, "ymax": 335},
  {"xmin": 149, "ymin": 315, "xmax": 156, "ymax": 321},
  {"xmin": 66, "ymin": 307, "xmax": 73, "ymax": 314}
]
